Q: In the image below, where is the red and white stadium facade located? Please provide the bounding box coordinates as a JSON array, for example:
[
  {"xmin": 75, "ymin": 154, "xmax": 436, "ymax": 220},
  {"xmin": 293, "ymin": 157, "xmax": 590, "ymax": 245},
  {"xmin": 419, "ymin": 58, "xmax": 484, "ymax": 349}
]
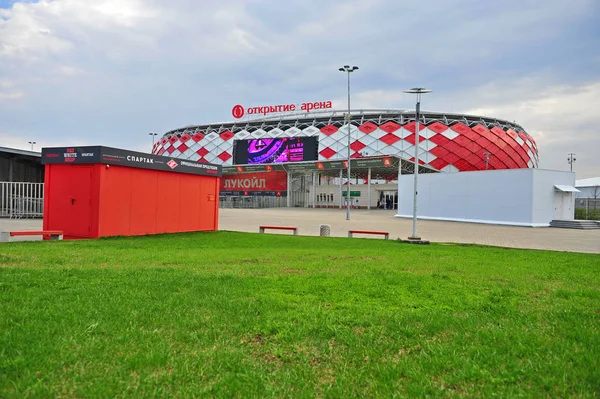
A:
[{"xmin": 152, "ymin": 107, "xmax": 539, "ymax": 172}]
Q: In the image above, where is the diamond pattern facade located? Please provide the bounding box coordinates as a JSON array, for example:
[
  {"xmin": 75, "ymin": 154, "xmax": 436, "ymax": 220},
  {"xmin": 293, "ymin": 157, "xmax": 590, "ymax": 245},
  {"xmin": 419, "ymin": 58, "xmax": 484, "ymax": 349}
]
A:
[{"xmin": 152, "ymin": 110, "xmax": 539, "ymax": 171}]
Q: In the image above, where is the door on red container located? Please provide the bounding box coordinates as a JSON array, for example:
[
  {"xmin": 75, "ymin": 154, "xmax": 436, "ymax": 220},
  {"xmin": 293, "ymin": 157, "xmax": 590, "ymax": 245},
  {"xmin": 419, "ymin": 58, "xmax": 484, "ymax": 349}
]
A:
[
  {"xmin": 67, "ymin": 166, "xmax": 92, "ymax": 237},
  {"xmin": 199, "ymin": 177, "xmax": 217, "ymax": 231}
]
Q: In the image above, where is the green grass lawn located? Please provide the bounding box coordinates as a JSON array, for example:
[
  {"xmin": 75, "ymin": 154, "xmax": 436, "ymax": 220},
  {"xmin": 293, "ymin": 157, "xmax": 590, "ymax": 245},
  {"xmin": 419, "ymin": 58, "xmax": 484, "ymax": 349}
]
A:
[{"xmin": 1, "ymin": 232, "xmax": 599, "ymax": 398}]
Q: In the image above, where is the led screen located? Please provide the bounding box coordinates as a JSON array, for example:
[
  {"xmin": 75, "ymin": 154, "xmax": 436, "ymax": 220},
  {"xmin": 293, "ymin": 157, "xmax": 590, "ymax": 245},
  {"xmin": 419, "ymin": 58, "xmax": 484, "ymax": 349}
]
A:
[{"xmin": 233, "ymin": 137, "xmax": 318, "ymax": 165}]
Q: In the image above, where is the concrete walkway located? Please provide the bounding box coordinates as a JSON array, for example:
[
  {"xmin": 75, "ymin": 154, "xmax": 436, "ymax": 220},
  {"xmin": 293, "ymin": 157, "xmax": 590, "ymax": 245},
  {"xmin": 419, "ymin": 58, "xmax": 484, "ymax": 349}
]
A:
[
  {"xmin": 220, "ymin": 208, "xmax": 600, "ymax": 254},
  {"xmin": 2, "ymin": 209, "xmax": 599, "ymax": 253}
]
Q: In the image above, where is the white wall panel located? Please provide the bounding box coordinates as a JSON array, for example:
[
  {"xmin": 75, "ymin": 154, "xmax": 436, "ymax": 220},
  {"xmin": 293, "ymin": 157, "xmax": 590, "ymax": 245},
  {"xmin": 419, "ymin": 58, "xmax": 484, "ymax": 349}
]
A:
[{"xmin": 396, "ymin": 169, "xmax": 575, "ymax": 226}]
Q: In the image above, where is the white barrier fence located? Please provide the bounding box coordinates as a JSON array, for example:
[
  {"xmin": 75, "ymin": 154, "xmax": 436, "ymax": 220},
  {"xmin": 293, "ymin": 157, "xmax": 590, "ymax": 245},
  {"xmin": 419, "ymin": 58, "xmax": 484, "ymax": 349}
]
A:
[
  {"xmin": 219, "ymin": 196, "xmax": 287, "ymax": 209},
  {"xmin": 0, "ymin": 182, "xmax": 44, "ymax": 218}
]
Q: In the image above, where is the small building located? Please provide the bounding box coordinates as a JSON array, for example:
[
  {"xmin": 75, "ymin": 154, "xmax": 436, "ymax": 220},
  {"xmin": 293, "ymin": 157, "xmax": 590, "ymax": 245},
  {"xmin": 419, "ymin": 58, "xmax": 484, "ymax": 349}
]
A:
[
  {"xmin": 42, "ymin": 146, "xmax": 221, "ymax": 239},
  {"xmin": 0, "ymin": 147, "xmax": 44, "ymax": 218},
  {"xmin": 0, "ymin": 146, "xmax": 43, "ymax": 183},
  {"xmin": 396, "ymin": 168, "xmax": 577, "ymax": 227},
  {"xmin": 575, "ymin": 177, "xmax": 600, "ymax": 199}
]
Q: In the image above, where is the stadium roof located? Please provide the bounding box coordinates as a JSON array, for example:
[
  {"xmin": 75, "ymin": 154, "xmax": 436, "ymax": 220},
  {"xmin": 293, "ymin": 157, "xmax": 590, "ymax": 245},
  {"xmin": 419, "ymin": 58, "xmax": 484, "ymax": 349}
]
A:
[
  {"xmin": 575, "ymin": 177, "xmax": 600, "ymax": 188},
  {"xmin": 0, "ymin": 146, "xmax": 41, "ymax": 158},
  {"xmin": 250, "ymin": 108, "xmax": 514, "ymax": 125},
  {"xmin": 165, "ymin": 108, "xmax": 528, "ymax": 137}
]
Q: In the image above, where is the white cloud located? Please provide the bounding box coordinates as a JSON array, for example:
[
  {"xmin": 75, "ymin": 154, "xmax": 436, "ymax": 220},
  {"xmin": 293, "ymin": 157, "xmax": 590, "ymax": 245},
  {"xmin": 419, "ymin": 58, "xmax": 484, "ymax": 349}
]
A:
[
  {"xmin": 0, "ymin": 131, "xmax": 96, "ymax": 152},
  {"xmin": 0, "ymin": 90, "xmax": 25, "ymax": 99},
  {"xmin": 0, "ymin": 0, "xmax": 162, "ymax": 62},
  {"xmin": 0, "ymin": 0, "xmax": 598, "ymax": 179},
  {"xmin": 463, "ymin": 81, "xmax": 600, "ymax": 178},
  {"xmin": 0, "ymin": 7, "xmax": 73, "ymax": 60},
  {"xmin": 0, "ymin": 79, "xmax": 25, "ymax": 100}
]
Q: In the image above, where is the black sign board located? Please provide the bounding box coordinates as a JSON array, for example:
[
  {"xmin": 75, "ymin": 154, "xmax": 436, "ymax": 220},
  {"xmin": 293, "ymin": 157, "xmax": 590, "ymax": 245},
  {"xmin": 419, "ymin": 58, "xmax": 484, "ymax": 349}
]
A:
[
  {"xmin": 222, "ymin": 156, "xmax": 395, "ymax": 175},
  {"xmin": 41, "ymin": 146, "xmax": 222, "ymax": 177}
]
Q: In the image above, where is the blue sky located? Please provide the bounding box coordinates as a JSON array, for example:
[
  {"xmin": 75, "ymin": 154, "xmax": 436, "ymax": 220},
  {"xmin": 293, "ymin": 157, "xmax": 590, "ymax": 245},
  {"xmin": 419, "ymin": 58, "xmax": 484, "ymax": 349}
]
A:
[
  {"xmin": 0, "ymin": 0, "xmax": 19, "ymax": 6},
  {"xmin": 0, "ymin": 0, "xmax": 36, "ymax": 8},
  {"xmin": 0, "ymin": 0, "xmax": 599, "ymax": 177}
]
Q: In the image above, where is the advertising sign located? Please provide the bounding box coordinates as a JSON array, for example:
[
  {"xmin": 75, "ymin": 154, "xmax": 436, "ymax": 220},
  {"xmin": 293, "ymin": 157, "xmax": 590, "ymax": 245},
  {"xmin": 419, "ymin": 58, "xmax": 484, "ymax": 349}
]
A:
[
  {"xmin": 231, "ymin": 101, "xmax": 333, "ymax": 119},
  {"xmin": 220, "ymin": 171, "xmax": 287, "ymax": 197},
  {"xmin": 42, "ymin": 146, "xmax": 222, "ymax": 177},
  {"xmin": 233, "ymin": 137, "xmax": 318, "ymax": 165}
]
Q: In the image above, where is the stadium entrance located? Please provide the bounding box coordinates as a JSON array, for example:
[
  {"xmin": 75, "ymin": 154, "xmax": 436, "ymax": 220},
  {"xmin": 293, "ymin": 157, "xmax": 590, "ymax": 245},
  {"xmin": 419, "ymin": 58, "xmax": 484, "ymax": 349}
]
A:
[
  {"xmin": 379, "ymin": 191, "xmax": 399, "ymax": 210},
  {"xmin": 219, "ymin": 155, "xmax": 437, "ymax": 209}
]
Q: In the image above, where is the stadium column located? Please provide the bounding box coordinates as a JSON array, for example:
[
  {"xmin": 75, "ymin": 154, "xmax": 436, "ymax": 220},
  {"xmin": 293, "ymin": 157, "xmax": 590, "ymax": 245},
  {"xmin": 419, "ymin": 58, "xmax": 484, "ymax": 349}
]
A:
[
  {"xmin": 312, "ymin": 172, "xmax": 316, "ymax": 209},
  {"xmin": 287, "ymin": 171, "xmax": 292, "ymax": 208},
  {"xmin": 339, "ymin": 169, "xmax": 343, "ymax": 209},
  {"xmin": 397, "ymin": 157, "xmax": 402, "ymax": 213},
  {"xmin": 367, "ymin": 167, "xmax": 371, "ymax": 210}
]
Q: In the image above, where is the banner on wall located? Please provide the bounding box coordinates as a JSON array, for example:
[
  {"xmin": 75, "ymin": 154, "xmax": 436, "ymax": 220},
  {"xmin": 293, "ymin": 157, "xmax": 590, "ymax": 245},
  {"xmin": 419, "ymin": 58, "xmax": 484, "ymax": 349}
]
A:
[{"xmin": 220, "ymin": 171, "xmax": 287, "ymax": 197}]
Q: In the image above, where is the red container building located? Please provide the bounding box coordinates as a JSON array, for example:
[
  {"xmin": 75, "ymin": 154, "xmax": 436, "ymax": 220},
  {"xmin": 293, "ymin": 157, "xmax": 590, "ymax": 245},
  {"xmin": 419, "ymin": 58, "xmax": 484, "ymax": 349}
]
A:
[{"xmin": 41, "ymin": 146, "xmax": 221, "ymax": 239}]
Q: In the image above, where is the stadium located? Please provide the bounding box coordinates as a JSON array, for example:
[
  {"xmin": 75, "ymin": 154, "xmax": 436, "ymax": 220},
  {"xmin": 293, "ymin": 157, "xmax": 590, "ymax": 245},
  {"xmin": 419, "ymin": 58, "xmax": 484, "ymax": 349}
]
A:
[
  {"xmin": 152, "ymin": 109, "xmax": 538, "ymax": 171},
  {"xmin": 151, "ymin": 108, "xmax": 540, "ymax": 209}
]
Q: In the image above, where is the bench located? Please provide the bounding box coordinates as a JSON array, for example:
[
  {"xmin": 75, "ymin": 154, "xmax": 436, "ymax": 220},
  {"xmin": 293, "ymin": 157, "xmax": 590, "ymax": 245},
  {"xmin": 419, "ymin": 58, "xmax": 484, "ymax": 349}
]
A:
[
  {"xmin": 259, "ymin": 226, "xmax": 298, "ymax": 235},
  {"xmin": 0, "ymin": 230, "xmax": 64, "ymax": 242},
  {"xmin": 348, "ymin": 230, "xmax": 389, "ymax": 240}
]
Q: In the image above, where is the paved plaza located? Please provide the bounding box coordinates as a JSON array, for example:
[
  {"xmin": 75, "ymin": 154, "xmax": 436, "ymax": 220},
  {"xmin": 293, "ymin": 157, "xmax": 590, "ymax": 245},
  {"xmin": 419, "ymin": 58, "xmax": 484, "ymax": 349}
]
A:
[
  {"xmin": 1, "ymin": 208, "xmax": 599, "ymax": 253},
  {"xmin": 219, "ymin": 208, "xmax": 600, "ymax": 254}
]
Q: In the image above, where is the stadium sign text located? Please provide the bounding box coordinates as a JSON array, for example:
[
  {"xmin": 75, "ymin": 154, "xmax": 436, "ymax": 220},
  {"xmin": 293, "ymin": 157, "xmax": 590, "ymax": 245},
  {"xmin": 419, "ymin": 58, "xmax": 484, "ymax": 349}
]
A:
[
  {"xmin": 127, "ymin": 155, "xmax": 155, "ymax": 164},
  {"xmin": 224, "ymin": 178, "xmax": 266, "ymax": 189},
  {"xmin": 232, "ymin": 101, "xmax": 333, "ymax": 119},
  {"xmin": 220, "ymin": 171, "xmax": 287, "ymax": 192}
]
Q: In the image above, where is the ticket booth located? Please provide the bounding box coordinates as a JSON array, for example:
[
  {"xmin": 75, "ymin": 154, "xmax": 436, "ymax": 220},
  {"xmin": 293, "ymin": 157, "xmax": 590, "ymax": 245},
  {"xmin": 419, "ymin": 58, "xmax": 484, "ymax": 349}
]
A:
[{"xmin": 41, "ymin": 146, "xmax": 221, "ymax": 239}]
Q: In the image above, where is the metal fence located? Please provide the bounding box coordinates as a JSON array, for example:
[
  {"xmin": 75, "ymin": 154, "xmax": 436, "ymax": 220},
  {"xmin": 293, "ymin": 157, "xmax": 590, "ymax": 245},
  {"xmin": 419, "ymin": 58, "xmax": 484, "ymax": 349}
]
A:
[
  {"xmin": 219, "ymin": 196, "xmax": 287, "ymax": 209},
  {"xmin": 0, "ymin": 181, "xmax": 44, "ymax": 218},
  {"xmin": 575, "ymin": 198, "xmax": 600, "ymax": 220}
]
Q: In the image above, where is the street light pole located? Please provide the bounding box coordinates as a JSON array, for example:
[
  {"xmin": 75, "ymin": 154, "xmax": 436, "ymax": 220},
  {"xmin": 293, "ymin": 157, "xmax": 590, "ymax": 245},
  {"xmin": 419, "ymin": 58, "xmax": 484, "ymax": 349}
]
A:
[
  {"xmin": 28, "ymin": 141, "xmax": 36, "ymax": 151},
  {"xmin": 339, "ymin": 65, "xmax": 359, "ymax": 221},
  {"xmin": 403, "ymin": 88, "xmax": 432, "ymax": 240},
  {"xmin": 149, "ymin": 133, "xmax": 158, "ymax": 151},
  {"xmin": 568, "ymin": 153, "xmax": 576, "ymax": 172}
]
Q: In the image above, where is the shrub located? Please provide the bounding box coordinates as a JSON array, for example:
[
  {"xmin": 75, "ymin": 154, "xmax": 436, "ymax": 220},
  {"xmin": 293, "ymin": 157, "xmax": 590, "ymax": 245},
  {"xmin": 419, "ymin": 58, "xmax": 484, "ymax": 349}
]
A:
[{"xmin": 575, "ymin": 208, "xmax": 600, "ymax": 220}]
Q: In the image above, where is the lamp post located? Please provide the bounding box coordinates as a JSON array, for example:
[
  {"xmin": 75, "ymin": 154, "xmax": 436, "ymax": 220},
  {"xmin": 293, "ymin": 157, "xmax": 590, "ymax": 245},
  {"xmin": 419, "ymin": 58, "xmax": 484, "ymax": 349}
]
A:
[
  {"xmin": 28, "ymin": 141, "xmax": 36, "ymax": 151},
  {"xmin": 483, "ymin": 152, "xmax": 491, "ymax": 170},
  {"xmin": 403, "ymin": 88, "xmax": 432, "ymax": 240},
  {"xmin": 149, "ymin": 133, "xmax": 158, "ymax": 150},
  {"xmin": 568, "ymin": 153, "xmax": 576, "ymax": 172},
  {"xmin": 339, "ymin": 65, "xmax": 359, "ymax": 220}
]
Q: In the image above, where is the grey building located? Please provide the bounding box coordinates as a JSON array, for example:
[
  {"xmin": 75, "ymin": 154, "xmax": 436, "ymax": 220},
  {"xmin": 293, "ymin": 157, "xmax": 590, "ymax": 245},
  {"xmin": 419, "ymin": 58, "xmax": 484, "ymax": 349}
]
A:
[{"xmin": 0, "ymin": 147, "xmax": 44, "ymax": 183}]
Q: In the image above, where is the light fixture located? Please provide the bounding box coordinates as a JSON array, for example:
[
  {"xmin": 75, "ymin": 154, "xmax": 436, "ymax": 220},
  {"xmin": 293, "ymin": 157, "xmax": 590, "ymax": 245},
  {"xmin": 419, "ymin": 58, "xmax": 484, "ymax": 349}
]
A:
[
  {"xmin": 338, "ymin": 65, "xmax": 359, "ymax": 220},
  {"xmin": 402, "ymin": 88, "xmax": 432, "ymax": 240}
]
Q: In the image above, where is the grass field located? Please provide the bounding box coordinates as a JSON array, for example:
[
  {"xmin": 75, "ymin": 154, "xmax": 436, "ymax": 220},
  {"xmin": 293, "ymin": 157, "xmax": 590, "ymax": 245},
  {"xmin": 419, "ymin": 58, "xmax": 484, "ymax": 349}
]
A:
[{"xmin": 1, "ymin": 232, "xmax": 599, "ymax": 397}]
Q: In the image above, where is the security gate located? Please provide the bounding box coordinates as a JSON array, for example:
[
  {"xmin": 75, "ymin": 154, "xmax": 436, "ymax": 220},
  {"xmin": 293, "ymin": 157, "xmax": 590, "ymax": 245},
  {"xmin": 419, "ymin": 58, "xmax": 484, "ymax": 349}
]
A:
[{"xmin": 289, "ymin": 173, "xmax": 310, "ymax": 207}]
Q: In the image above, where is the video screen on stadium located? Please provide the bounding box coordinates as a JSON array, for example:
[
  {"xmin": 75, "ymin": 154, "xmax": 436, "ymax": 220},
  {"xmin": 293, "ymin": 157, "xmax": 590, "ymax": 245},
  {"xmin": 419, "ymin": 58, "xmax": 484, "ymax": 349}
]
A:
[{"xmin": 233, "ymin": 137, "xmax": 318, "ymax": 165}]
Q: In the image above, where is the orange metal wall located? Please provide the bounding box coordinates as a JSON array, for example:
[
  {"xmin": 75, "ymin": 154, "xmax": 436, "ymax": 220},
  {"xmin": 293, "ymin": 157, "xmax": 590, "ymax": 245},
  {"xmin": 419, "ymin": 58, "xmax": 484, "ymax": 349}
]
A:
[
  {"xmin": 43, "ymin": 163, "xmax": 219, "ymax": 239},
  {"xmin": 97, "ymin": 164, "xmax": 219, "ymax": 237}
]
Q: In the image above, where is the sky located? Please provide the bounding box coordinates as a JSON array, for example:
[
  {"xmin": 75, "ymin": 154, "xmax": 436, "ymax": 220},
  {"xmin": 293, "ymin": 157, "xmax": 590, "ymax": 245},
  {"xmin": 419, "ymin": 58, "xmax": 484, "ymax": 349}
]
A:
[{"xmin": 0, "ymin": 0, "xmax": 598, "ymax": 178}]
